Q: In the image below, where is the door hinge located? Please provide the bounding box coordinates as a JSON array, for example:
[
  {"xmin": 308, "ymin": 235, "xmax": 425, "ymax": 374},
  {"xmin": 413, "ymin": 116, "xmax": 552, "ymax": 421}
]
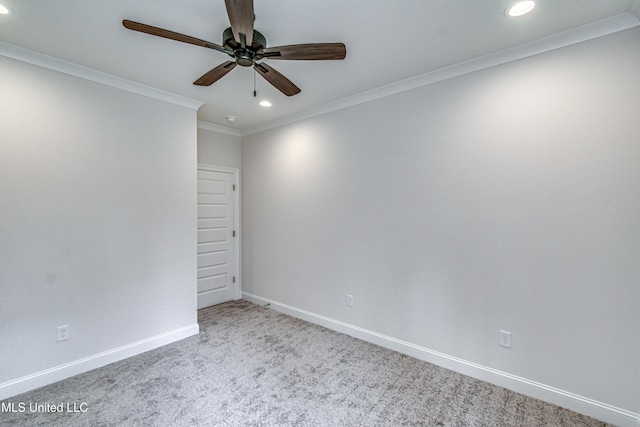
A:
[
  {"xmin": 233, "ymin": 184, "xmax": 236, "ymax": 191},
  {"xmin": 233, "ymin": 230, "xmax": 236, "ymax": 237},
  {"xmin": 233, "ymin": 276, "xmax": 236, "ymax": 283}
]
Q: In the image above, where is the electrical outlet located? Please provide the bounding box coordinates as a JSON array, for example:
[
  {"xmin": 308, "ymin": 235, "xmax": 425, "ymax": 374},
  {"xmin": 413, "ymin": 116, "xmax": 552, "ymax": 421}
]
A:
[
  {"xmin": 346, "ymin": 294, "xmax": 354, "ymax": 307},
  {"xmin": 57, "ymin": 325, "xmax": 69, "ymax": 342},
  {"xmin": 499, "ymin": 330, "xmax": 512, "ymax": 348}
]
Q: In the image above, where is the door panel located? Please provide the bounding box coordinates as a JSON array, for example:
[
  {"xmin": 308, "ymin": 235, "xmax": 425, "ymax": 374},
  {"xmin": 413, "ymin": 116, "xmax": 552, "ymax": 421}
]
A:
[
  {"xmin": 198, "ymin": 251, "xmax": 227, "ymax": 268},
  {"xmin": 198, "ymin": 274, "xmax": 227, "ymax": 292},
  {"xmin": 198, "ymin": 204, "xmax": 227, "ymax": 219},
  {"xmin": 198, "ymin": 227, "xmax": 227, "ymax": 244}
]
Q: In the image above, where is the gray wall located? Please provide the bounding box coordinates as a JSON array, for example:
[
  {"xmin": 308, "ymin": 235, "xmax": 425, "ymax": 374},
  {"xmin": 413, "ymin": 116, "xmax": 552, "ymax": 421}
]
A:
[
  {"xmin": 198, "ymin": 127, "xmax": 241, "ymax": 168},
  {"xmin": 0, "ymin": 55, "xmax": 198, "ymax": 391},
  {"xmin": 242, "ymin": 27, "xmax": 640, "ymax": 415}
]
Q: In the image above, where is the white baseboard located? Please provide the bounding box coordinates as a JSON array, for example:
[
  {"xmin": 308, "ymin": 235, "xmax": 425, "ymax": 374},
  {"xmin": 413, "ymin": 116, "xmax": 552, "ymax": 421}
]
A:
[
  {"xmin": 243, "ymin": 292, "xmax": 639, "ymax": 427},
  {"xmin": 0, "ymin": 323, "xmax": 199, "ymax": 401}
]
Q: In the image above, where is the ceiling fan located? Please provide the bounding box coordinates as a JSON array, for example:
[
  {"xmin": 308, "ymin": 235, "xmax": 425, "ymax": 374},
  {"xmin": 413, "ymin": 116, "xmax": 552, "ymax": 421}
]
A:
[{"xmin": 123, "ymin": 0, "xmax": 346, "ymax": 96}]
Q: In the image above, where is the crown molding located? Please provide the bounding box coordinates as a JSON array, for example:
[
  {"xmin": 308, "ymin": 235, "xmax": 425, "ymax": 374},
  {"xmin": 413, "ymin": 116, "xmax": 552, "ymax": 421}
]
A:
[
  {"xmin": 241, "ymin": 12, "xmax": 640, "ymax": 137},
  {"xmin": 197, "ymin": 120, "xmax": 242, "ymax": 137},
  {"xmin": 0, "ymin": 41, "xmax": 204, "ymax": 111}
]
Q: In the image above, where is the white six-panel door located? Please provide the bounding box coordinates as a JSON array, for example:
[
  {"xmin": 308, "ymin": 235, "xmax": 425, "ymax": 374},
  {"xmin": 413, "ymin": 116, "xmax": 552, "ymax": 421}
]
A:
[{"xmin": 197, "ymin": 166, "xmax": 238, "ymax": 309}]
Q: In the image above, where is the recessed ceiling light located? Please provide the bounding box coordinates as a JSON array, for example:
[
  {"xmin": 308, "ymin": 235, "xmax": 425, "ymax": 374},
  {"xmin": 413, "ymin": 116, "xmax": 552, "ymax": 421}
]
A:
[
  {"xmin": 225, "ymin": 115, "xmax": 236, "ymax": 122},
  {"xmin": 259, "ymin": 100, "xmax": 272, "ymax": 107},
  {"xmin": 0, "ymin": 4, "xmax": 11, "ymax": 15},
  {"xmin": 507, "ymin": 1, "xmax": 536, "ymax": 17}
]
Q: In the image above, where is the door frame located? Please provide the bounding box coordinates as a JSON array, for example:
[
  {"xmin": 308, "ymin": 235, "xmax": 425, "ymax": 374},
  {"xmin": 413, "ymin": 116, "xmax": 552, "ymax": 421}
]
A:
[{"xmin": 197, "ymin": 163, "xmax": 241, "ymax": 301}]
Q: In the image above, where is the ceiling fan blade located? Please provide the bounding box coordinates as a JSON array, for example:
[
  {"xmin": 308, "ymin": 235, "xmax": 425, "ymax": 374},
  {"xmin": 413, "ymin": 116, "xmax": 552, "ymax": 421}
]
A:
[
  {"xmin": 261, "ymin": 43, "xmax": 346, "ymax": 60},
  {"xmin": 193, "ymin": 61, "xmax": 238, "ymax": 86},
  {"xmin": 225, "ymin": 0, "xmax": 254, "ymax": 47},
  {"xmin": 122, "ymin": 20, "xmax": 231, "ymax": 55},
  {"xmin": 254, "ymin": 63, "xmax": 301, "ymax": 96}
]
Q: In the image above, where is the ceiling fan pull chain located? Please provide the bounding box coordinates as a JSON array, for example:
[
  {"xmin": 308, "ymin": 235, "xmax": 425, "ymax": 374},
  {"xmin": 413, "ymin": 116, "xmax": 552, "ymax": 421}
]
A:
[{"xmin": 253, "ymin": 68, "xmax": 257, "ymax": 97}]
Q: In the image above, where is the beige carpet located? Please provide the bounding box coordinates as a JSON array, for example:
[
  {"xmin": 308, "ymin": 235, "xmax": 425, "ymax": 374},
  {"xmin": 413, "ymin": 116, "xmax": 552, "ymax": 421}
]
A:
[{"xmin": 0, "ymin": 300, "xmax": 612, "ymax": 426}]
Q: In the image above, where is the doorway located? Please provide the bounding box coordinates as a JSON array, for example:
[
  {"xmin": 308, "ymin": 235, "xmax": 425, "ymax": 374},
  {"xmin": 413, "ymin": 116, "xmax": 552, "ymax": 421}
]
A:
[{"xmin": 197, "ymin": 164, "xmax": 240, "ymax": 309}]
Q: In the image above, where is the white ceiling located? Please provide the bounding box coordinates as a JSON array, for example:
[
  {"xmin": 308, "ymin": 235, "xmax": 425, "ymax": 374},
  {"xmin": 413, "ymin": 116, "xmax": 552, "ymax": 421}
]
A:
[{"xmin": 1, "ymin": 0, "xmax": 639, "ymax": 133}]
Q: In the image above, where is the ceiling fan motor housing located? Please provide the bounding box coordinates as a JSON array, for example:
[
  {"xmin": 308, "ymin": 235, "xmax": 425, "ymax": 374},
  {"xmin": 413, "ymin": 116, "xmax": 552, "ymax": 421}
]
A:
[{"xmin": 222, "ymin": 27, "xmax": 266, "ymax": 67}]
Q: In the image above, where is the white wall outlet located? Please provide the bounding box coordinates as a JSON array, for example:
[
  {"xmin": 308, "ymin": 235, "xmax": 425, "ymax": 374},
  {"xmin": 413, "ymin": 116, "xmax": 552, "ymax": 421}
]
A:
[
  {"xmin": 57, "ymin": 325, "xmax": 70, "ymax": 341},
  {"xmin": 499, "ymin": 330, "xmax": 512, "ymax": 348},
  {"xmin": 346, "ymin": 294, "xmax": 354, "ymax": 307}
]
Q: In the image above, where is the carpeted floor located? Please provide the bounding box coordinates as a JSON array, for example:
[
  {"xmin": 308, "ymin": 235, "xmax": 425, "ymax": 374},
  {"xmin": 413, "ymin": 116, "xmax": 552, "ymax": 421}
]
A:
[{"xmin": 1, "ymin": 300, "xmax": 611, "ymax": 426}]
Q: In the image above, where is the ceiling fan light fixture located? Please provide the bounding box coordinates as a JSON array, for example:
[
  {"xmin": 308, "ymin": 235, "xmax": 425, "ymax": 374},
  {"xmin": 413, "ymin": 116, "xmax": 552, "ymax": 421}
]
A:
[
  {"xmin": 123, "ymin": 0, "xmax": 346, "ymax": 97},
  {"xmin": 259, "ymin": 100, "xmax": 272, "ymax": 107},
  {"xmin": 0, "ymin": 4, "xmax": 11, "ymax": 15},
  {"xmin": 507, "ymin": 1, "xmax": 536, "ymax": 17}
]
